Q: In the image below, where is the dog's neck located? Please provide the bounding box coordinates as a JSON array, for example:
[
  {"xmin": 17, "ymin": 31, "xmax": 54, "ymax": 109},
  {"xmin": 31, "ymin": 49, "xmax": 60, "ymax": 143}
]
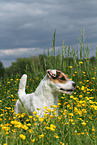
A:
[{"xmin": 35, "ymin": 74, "xmax": 58, "ymax": 106}]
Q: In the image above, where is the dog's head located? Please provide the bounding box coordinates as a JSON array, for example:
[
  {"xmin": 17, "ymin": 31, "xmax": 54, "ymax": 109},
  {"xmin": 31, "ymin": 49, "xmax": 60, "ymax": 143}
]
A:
[{"xmin": 47, "ymin": 69, "xmax": 76, "ymax": 94}]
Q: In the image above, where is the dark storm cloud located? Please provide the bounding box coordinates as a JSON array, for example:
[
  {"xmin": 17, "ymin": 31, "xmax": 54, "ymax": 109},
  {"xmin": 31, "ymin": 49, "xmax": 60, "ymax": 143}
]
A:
[{"xmin": 0, "ymin": 0, "xmax": 97, "ymax": 67}]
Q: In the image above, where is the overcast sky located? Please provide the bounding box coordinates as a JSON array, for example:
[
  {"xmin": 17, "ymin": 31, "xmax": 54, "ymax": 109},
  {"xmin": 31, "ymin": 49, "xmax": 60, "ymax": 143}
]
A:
[{"xmin": 0, "ymin": 0, "xmax": 97, "ymax": 67}]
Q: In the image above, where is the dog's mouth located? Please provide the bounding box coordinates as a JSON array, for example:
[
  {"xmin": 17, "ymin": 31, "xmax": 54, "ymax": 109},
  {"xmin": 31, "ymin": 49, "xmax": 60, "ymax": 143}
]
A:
[{"xmin": 59, "ymin": 88, "xmax": 74, "ymax": 94}]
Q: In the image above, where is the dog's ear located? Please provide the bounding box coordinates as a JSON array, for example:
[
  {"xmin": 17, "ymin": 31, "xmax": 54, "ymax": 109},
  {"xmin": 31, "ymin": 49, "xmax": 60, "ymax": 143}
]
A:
[{"xmin": 47, "ymin": 69, "xmax": 61, "ymax": 79}]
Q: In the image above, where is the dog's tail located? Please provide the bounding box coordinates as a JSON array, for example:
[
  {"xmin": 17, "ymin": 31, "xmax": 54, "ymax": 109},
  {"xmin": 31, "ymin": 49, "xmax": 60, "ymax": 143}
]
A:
[{"xmin": 18, "ymin": 74, "xmax": 27, "ymax": 97}]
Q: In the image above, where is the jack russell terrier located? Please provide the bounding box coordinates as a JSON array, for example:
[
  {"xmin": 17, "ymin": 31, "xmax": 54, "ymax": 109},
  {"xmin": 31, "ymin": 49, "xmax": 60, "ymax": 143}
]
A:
[{"xmin": 15, "ymin": 69, "xmax": 76, "ymax": 117}]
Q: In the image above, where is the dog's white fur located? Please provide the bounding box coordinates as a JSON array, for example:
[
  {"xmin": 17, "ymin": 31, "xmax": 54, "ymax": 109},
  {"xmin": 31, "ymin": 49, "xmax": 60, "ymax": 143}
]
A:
[{"xmin": 15, "ymin": 69, "xmax": 76, "ymax": 117}]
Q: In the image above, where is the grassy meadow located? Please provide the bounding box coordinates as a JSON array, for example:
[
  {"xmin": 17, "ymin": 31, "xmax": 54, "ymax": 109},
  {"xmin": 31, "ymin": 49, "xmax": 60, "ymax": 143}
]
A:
[{"xmin": 0, "ymin": 33, "xmax": 97, "ymax": 145}]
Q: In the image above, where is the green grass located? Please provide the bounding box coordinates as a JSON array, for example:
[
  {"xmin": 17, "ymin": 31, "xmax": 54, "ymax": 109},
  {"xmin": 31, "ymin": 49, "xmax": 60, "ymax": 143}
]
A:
[{"xmin": 0, "ymin": 32, "xmax": 97, "ymax": 145}]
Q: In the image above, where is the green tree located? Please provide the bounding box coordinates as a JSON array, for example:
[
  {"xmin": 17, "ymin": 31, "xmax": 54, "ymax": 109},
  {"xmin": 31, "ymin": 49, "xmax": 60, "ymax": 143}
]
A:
[{"xmin": 0, "ymin": 61, "xmax": 4, "ymax": 78}]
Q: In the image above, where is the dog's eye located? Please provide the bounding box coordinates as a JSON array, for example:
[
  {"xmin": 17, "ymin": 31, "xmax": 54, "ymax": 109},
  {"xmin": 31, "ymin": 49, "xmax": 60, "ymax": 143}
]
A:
[{"xmin": 59, "ymin": 76, "xmax": 66, "ymax": 81}]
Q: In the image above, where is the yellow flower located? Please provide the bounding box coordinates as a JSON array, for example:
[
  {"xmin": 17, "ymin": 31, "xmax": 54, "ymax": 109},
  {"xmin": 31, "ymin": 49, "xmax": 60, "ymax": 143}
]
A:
[
  {"xmin": 37, "ymin": 108, "xmax": 41, "ymax": 111},
  {"xmin": 50, "ymin": 127, "xmax": 55, "ymax": 131},
  {"xmin": 47, "ymin": 108, "xmax": 51, "ymax": 112},
  {"xmin": 31, "ymin": 139, "xmax": 35, "ymax": 142},
  {"xmin": 19, "ymin": 134, "xmax": 26, "ymax": 140},
  {"xmin": 0, "ymin": 118, "xmax": 3, "ymax": 121},
  {"xmin": 92, "ymin": 128, "xmax": 95, "ymax": 132},
  {"xmin": 22, "ymin": 125, "xmax": 28, "ymax": 130},
  {"xmin": 53, "ymin": 105, "xmax": 57, "ymax": 108},
  {"xmin": 29, "ymin": 129, "xmax": 33, "ymax": 133},
  {"xmin": 54, "ymin": 133, "xmax": 59, "ymax": 138},
  {"xmin": 39, "ymin": 134, "xmax": 44, "ymax": 138},
  {"xmin": 79, "ymin": 95, "xmax": 83, "ymax": 98},
  {"xmin": 81, "ymin": 122, "xmax": 86, "ymax": 126},
  {"xmin": 39, "ymin": 117, "xmax": 44, "ymax": 122},
  {"xmin": 68, "ymin": 66, "xmax": 72, "ymax": 68},
  {"xmin": 29, "ymin": 116, "xmax": 33, "ymax": 119},
  {"xmin": 81, "ymin": 86, "xmax": 85, "ymax": 91},
  {"xmin": 27, "ymin": 123, "xmax": 31, "ymax": 127},
  {"xmin": 36, "ymin": 115, "xmax": 39, "ymax": 118},
  {"xmin": 92, "ymin": 77, "xmax": 95, "ymax": 80},
  {"xmin": 46, "ymin": 126, "xmax": 50, "ymax": 130},
  {"xmin": 43, "ymin": 106, "xmax": 47, "ymax": 109},
  {"xmin": 67, "ymin": 104, "xmax": 70, "ymax": 108},
  {"xmin": 79, "ymin": 61, "xmax": 83, "ymax": 64},
  {"xmin": 33, "ymin": 111, "xmax": 37, "ymax": 115},
  {"xmin": 65, "ymin": 122, "xmax": 69, "ymax": 125},
  {"xmin": 49, "ymin": 115, "xmax": 53, "ymax": 118},
  {"xmin": 50, "ymin": 124, "xmax": 56, "ymax": 131},
  {"xmin": 3, "ymin": 143, "xmax": 7, "ymax": 145},
  {"xmin": 70, "ymin": 95, "xmax": 73, "ymax": 98},
  {"xmin": 58, "ymin": 103, "xmax": 61, "ymax": 106},
  {"xmin": 81, "ymin": 132, "xmax": 85, "ymax": 135},
  {"xmin": 69, "ymin": 113, "xmax": 74, "ymax": 116}
]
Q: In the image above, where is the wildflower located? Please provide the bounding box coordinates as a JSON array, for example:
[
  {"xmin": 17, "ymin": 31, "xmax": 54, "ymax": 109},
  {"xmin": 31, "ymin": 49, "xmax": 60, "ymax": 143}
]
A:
[
  {"xmin": 65, "ymin": 122, "xmax": 69, "ymax": 125},
  {"xmin": 46, "ymin": 126, "xmax": 50, "ymax": 130},
  {"xmin": 69, "ymin": 119, "xmax": 74, "ymax": 123},
  {"xmin": 53, "ymin": 105, "xmax": 57, "ymax": 108},
  {"xmin": 39, "ymin": 134, "xmax": 44, "ymax": 138},
  {"xmin": 47, "ymin": 108, "xmax": 51, "ymax": 112},
  {"xmin": 79, "ymin": 61, "xmax": 83, "ymax": 64},
  {"xmin": 69, "ymin": 113, "xmax": 74, "ymax": 116},
  {"xmin": 7, "ymin": 81, "xmax": 10, "ymax": 84},
  {"xmin": 27, "ymin": 123, "xmax": 31, "ymax": 127},
  {"xmin": 92, "ymin": 128, "xmax": 95, "ymax": 132},
  {"xmin": 29, "ymin": 129, "xmax": 33, "ymax": 133},
  {"xmin": 37, "ymin": 108, "xmax": 41, "ymax": 111},
  {"xmin": 58, "ymin": 103, "xmax": 61, "ymax": 106},
  {"xmin": 34, "ymin": 123, "xmax": 37, "ymax": 126},
  {"xmin": 33, "ymin": 118, "xmax": 37, "ymax": 122},
  {"xmin": 70, "ymin": 95, "xmax": 73, "ymax": 98},
  {"xmin": 69, "ymin": 66, "xmax": 72, "ymax": 68},
  {"xmin": 3, "ymin": 143, "xmax": 7, "ymax": 145},
  {"xmin": 81, "ymin": 86, "xmax": 85, "ymax": 91},
  {"xmin": 19, "ymin": 134, "xmax": 26, "ymax": 140},
  {"xmin": 44, "ymin": 113, "xmax": 48, "ymax": 118},
  {"xmin": 81, "ymin": 122, "xmax": 86, "ymax": 126},
  {"xmin": 79, "ymin": 95, "xmax": 83, "ymax": 98},
  {"xmin": 29, "ymin": 116, "xmax": 33, "ymax": 119},
  {"xmin": 31, "ymin": 139, "xmax": 35, "ymax": 142},
  {"xmin": 43, "ymin": 106, "xmax": 47, "ymax": 109},
  {"xmin": 67, "ymin": 104, "xmax": 70, "ymax": 108},
  {"xmin": 33, "ymin": 111, "xmax": 37, "ymax": 115},
  {"xmin": 39, "ymin": 117, "xmax": 44, "ymax": 122},
  {"xmin": 81, "ymin": 132, "xmax": 85, "ymax": 135},
  {"xmin": 0, "ymin": 118, "xmax": 3, "ymax": 121},
  {"xmin": 92, "ymin": 77, "xmax": 95, "ymax": 80},
  {"xmin": 54, "ymin": 133, "xmax": 59, "ymax": 138},
  {"xmin": 50, "ymin": 124, "xmax": 56, "ymax": 131},
  {"xmin": 49, "ymin": 115, "xmax": 53, "ymax": 118}
]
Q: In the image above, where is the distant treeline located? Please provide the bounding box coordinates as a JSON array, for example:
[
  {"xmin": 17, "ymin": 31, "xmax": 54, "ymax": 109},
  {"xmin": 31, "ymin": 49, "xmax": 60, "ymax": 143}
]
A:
[{"xmin": 0, "ymin": 54, "xmax": 96, "ymax": 79}]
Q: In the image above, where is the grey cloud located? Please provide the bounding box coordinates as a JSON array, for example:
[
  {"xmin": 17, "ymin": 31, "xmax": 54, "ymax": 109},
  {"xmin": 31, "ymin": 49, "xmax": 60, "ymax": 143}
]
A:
[
  {"xmin": 0, "ymin": 47, "xmax": 44, "ymax": 67},
  {"xmin": 0, "ymin": 0, "xmax": 97, "ymax": 67}
]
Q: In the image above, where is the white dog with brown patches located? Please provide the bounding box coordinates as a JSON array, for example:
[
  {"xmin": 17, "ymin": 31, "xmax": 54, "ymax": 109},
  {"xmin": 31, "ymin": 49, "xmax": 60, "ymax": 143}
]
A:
[{"xmin": 15, "ymin": 69, "xmax": 76, "ymax": 117}]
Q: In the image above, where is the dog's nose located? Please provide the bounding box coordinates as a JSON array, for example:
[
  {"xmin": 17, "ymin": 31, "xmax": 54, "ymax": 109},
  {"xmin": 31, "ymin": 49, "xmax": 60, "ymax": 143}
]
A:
[{"xmin": 72, "ymin": 83, "xmax": 76, "ymax": 88}]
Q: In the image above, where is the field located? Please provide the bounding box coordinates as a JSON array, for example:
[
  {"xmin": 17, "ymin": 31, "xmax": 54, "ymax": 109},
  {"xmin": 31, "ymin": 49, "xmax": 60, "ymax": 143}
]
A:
[{"xmin": 0, "ymin": 33, "xmax": 97, "ymax": 145}]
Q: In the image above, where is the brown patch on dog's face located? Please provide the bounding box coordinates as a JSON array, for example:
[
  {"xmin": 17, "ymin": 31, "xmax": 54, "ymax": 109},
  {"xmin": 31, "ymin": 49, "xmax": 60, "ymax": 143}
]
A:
[{"xmin": 47, "ymin": 69, "xmax": 68, "ymax": 84}]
